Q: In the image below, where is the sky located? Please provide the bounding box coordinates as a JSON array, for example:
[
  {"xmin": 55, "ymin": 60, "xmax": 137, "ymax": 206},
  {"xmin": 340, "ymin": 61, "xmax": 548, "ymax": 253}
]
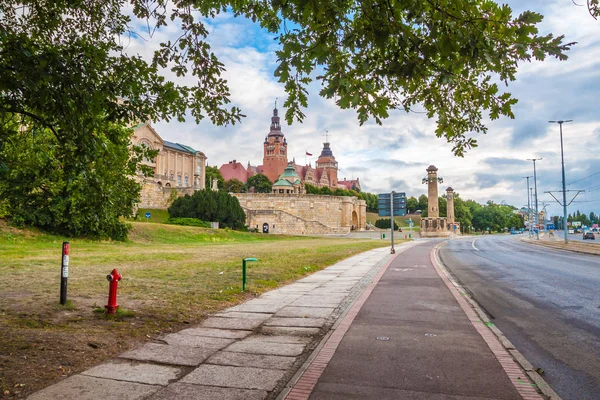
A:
[{"xmin": 126, "ymin": 1, "xmax": 600, "ymax": 219}]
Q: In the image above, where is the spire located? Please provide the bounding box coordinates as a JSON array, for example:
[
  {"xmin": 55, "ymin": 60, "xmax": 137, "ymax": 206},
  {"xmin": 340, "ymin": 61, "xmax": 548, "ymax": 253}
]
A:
[
  {"xmin": 268, "ymin": 99, "xmax": 283, "ymax": 137},
  {"xmin": 319, "ymin": 142, "xmax": 334, "ymax": 158}
]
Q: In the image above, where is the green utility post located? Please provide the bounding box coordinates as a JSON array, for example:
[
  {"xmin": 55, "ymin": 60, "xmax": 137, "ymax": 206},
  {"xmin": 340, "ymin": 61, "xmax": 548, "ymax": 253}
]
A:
[{"xmin": 242, "ymin": 258, "xmax": 258, "ymax": 291}]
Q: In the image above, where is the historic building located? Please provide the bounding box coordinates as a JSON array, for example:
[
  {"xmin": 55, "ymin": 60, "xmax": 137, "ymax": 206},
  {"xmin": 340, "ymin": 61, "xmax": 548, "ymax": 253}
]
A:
[
  {"xmin": 273, "ymin": 163, "xmax": 305, "ymax": 194},
  {"xmin": 233, "ymin": 193, "xmax": 366, "ymax": 235},
  {"xmin": 219, "ymin": 105, "xmax": 361, "ymax": 192},
  {"xmin": 131, "ymin": 122, "xmax": 207, "ymax": 208}
]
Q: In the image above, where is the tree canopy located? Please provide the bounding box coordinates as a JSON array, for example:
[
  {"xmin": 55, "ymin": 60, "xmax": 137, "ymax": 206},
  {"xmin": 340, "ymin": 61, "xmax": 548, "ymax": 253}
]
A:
[
  {"xmin": 247, "ymin": 174, "xmax": 273, "ymax": 193},
  {"xmin": 0, "ymin": 0, "xmax": 588, "ymax": 238},
  {"xmin": 223, "ymin": 178, "xmax": 247, "ymax": 193}
]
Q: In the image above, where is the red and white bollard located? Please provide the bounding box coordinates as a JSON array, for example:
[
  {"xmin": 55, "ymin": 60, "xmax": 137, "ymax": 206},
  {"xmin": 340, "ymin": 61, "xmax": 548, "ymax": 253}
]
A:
[{"xmin": 105, "ymin": 269, "xmax": 122, "ymax": 315}]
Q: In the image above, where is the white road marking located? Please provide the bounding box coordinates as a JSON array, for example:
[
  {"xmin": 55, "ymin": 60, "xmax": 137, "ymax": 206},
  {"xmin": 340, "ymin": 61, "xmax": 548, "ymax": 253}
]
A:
[{"xmin": 472, "ymin": 239, "xmax": 480, "ymax": 251}]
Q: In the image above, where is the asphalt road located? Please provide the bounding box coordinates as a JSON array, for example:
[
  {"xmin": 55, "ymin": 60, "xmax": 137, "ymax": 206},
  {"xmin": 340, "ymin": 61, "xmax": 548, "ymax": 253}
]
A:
[{"xmin": 439, "ymin": 235, "xmax": 600, "ymax": 400}]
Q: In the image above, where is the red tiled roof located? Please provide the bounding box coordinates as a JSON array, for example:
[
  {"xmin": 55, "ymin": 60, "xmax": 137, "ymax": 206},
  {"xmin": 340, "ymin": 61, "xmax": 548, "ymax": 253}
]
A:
[
  {"xmin": 338, "ymin": 179, "xmax": 360, "ymax": 190},
  {"xmin": 219, "ymin": 162, "xmax": 249, "ymax": 183},
  {"xmin": 294, "ymin": 164, "xmax": 307, "ymax": 180}
]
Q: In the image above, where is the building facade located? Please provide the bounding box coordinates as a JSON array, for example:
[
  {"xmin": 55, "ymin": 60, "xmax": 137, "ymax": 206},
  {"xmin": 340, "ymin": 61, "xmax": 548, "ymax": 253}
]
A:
[
  {"xmin": 131, "ymin": 122, "xmax": 207, "ymax": 208},
  {"xmin": 219, "ymin": 106, "xmax": 361, "ymax": 192}
]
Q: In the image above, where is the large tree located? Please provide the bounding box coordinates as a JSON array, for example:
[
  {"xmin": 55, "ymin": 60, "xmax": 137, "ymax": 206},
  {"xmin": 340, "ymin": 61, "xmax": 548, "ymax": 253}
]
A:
[
  {"xmin": 247, "ymin": 173, "xmax": 273, "ymax": 193},
  {"xmin": 0, "ymin": 1, "xmax": 581, "ymax": 238},
  {"xmin": 223, "ymin": 178, "xmax": 247, "ymax": 193}
]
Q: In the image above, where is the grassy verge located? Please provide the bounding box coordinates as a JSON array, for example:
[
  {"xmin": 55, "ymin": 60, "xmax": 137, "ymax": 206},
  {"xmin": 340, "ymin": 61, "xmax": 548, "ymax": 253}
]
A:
[
  {"xmin": 0, "ymin": 221, "xmax": 390, "ymax": 398},
  {"xmin": 130, "ymin": 208, "xmax": 171, "ymax": 224}
]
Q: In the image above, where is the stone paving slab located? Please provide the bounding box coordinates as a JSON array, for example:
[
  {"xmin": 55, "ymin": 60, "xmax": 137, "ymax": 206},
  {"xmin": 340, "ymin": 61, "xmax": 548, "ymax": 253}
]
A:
[
  {"xmin": 82, "ymin": 361, "xmax": 181, "ymax": 386},
  {"xmin": 275, "ymin": 306, "xmax": 336, "ymax": 319},
  {"xmin": 243, "ymin": 334, "xmax": 311, "ymax": 344},
  {"xmin": 259, "ymin": 292, "xmax": 304, "ymax": 300},
  {"xmin": 264, "ymin": 317, "xmax": 327, "ymax": 328},
  {"xmin": 201, "ymin": 317, "xmax": 263, "ymax": 330},
  {"xmin": 179, "ymin": 327, "xmax": 252, "ymax": 339},
  {"xmin": 180, "ymin": 364, "xmax": 286, "ymax": 391},
  {"xmin": 214, "ymin": 311, "xmax": 273, "ymax": 321},
  {"xmin": 303, "ymin": 293, "xmax": 348, "ymax": 301},
  {"xmin": 309, "ymin": 288, "xmax": 351, "ymax": 294},
  {"xmin": 207, "ymin": 351, "xmax": 297, "ymax": 370},
  {"xmin": 119, "ymin": 343, "xmax": 214, "ymax": 366},
  {"xmin": 27, "ymin": 375, "xmax": 161, "ymax": 400},
  {"xmin": 289, "ymin": 297, "xmax": 343, "ymax": 308},
  {"xmin": 160, "ymin": 332, "xmax": 234, "ymax": 349},
  {"xmin": 227, "ymin": 303, "xmax": 285, "ymax": 313},
  {"xmin": 225, "ymin": 340, "xmax": 306, "ymax": 356},
  {"xmin": 261, "ymin": 326, "xmax": 321, "ymax": 336},
  {"xmin": 149, "ymin": 383, "xmax": 267, "ymax": 400}
]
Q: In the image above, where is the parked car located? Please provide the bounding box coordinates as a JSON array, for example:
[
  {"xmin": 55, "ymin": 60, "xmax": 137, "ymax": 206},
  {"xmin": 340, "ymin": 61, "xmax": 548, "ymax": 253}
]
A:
[{"xmin": 583, "ymin": 232, "xmax": 595, "ymax": 240}]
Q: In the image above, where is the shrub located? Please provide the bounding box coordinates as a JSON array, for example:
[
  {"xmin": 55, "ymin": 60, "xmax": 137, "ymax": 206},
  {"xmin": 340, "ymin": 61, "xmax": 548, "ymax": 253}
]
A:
[
  {"xmin": 168, "ymin": 189, "xmax": 246, "ymax": 230},
  {"xmin": 375, "ymin": 218, "xmax": 391, "ymax": 229}
]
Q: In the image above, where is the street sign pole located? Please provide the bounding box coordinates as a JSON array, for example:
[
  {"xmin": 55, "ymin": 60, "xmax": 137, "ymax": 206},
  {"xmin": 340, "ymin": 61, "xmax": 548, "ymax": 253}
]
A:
[{"xmin": 390, "ymin": 191, "xmax": 395, "ymax": 254}]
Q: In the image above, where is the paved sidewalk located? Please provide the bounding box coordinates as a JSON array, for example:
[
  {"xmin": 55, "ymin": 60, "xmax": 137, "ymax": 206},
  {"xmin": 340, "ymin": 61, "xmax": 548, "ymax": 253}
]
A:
[
  {"xmin": 29, "ymin": 246, "xmax": 399, "ymax": 400},
  {"xmin": 283, "ymin": 240, "xmax": 542, "ymax": 400}
]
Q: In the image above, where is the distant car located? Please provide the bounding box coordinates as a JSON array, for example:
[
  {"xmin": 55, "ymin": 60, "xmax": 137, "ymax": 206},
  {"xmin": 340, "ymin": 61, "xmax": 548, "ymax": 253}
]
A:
[{"xmin": 583, "ymin": 232, "xmax": 595, "ymax": 240}]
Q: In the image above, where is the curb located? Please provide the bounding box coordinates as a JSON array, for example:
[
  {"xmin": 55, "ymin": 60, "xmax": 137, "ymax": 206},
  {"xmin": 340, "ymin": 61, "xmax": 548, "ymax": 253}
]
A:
[{"xmin": 431, "ymin": 242, "xmax": 562, "ymax": 400}]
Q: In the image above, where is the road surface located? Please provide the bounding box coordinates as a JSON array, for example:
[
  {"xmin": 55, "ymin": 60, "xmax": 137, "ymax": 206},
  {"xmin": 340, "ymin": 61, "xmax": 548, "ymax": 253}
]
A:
[{"xmin": 439, "ymin": 234, "xmax": 600, "ymax": 400}]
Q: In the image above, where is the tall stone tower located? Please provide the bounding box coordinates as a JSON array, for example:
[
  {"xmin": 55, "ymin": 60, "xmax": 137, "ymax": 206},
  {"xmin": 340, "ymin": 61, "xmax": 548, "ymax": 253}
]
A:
[
  {"xmin": 316, "ymin": 140, "xmax": 338, "ymax": 188},
  {"xmin": 262, "ymin": 105, "xmax": 288, "ymax": 183},
  {"xmin": 446, "ymin": 187, "xmax": 455, "ymax": 224},
  {"xmin": 423, "ymin": 165, "xmax": 442, "ymax": 218}
]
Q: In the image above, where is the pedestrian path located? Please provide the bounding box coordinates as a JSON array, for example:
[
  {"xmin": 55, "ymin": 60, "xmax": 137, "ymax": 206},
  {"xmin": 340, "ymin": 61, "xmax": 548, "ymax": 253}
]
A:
[
  {"xmin": 283, "ymin": 241, "xmax": 543, "ymax": 400},
  {"xmin": 29, "ymin": 246, "xmax": 400, "ymax": 400}
]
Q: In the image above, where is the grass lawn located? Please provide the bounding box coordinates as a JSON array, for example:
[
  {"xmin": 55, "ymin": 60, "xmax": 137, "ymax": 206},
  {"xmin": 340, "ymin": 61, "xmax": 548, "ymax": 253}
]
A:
[
  {"xmin": 130, "ymin": 208, "xmax": 171, "ymax": 224},
  {"xmin": 0, "ymin": 221, "xmax": 391, "ymax": 398}
]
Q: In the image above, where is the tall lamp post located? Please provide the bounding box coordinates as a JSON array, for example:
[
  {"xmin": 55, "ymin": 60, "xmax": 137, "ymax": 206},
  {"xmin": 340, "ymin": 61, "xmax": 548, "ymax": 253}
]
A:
[
  {"xmin": 549, "ymin": 120, "xmax": 573, "ymax": 244},
  {"xmin": 527, "ymin": 158, "xmax": 542, "ymax": 239},
  {"xmin": 522, "ymin": 176, "xmax": 532, "ymax": 234}
]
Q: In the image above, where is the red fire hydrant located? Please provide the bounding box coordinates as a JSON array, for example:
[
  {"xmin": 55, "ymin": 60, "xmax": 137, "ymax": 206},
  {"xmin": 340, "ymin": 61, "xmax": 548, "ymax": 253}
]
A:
[{"xmin": 105, "ymin": 269, "xmax": 123, "ymax": 315}]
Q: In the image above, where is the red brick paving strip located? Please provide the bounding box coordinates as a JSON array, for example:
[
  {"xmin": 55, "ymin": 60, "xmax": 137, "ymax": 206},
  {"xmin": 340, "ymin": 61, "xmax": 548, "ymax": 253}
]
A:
[
  {"xmin": 429, "ymin": 245, "xmax": 543, "ymax": 400},
  {"xmin": 284, "ymin": 253, "xmax": 399, "ymax": 400}
]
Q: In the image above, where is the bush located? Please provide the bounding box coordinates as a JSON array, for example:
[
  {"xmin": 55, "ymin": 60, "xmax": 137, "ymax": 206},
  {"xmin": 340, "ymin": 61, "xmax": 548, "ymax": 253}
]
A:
[
  {"xmin": 166, "ymin": 218, "xmax": 211, "ymax": 228},
  {"xmin": 375, "ymin": 218, "xmax": 391, "ymax": 229},
  {"xmin": 168, "ymin": 190, "xmax": 246, "ymax": 230}
]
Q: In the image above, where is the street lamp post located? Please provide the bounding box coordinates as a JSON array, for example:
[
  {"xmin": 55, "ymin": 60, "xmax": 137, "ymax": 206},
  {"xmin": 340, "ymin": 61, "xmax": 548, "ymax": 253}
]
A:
[
  {"xmin": 549, "ymin": 120, "xmax": 573, "ymax": 244},
  {"xmin": 527, "ymin": 158, "xmax": 542, "ymax": 239},
  {"xmin": 530, "ymin": 188, "xmax": 534, "ymax": 238},
  {"xmin": 523, "ymin": 176, "xmax": 532, "ymax": 234}
]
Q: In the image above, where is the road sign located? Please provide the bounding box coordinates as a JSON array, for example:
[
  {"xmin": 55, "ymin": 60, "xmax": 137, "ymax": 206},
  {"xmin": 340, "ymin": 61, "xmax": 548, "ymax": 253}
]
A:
[
  {"xmin": 145, "ymin": 212, "xmax": 151, "ymax": 219},
  {"xmin": 378, "ymin": 192, "xmax": 407, "ymax": 217}
]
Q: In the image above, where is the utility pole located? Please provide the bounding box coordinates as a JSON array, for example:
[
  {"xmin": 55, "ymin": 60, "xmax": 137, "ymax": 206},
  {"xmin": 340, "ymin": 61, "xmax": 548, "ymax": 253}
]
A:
[
  {"xmin": 530, "ymin": 188, "xmax": 534, "ymax": 238},
  {"xmin": 523, "ymin": 176, "xmax": 532, "ymax": 234},
  {"xmin": 527, "ymin": 158, "xmax": 542, "ymax": 239},
  {"xmin": 549, "ymin": 120, "xmax": 573, "ymax": 244}
]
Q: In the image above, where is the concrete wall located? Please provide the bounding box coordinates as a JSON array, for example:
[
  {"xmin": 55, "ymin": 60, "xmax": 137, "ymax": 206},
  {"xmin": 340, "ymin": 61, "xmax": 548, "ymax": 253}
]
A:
[{"xmin": 233, "ymin": 193, "xmax": 366, "ymax": 235}]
